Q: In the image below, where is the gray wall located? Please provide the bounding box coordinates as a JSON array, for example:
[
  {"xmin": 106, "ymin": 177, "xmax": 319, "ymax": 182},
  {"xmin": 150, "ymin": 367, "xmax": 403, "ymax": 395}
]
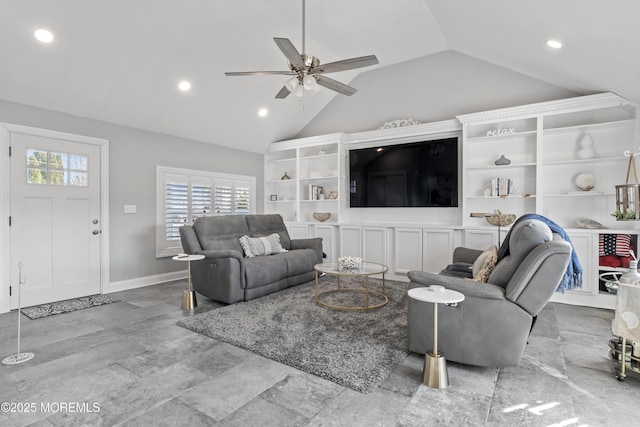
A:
[
  {"xmin": 0, "ymin": 99, "xmax": 264, "ymax": 283},
  {"xmin": 297, "ymin": 50, "xmax": 581, "ymax": 137}
]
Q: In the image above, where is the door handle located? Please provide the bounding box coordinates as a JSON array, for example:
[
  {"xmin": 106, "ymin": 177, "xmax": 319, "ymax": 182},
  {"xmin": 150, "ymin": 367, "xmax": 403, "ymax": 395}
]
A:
[{"xmin": 92, "ymin": 230, "xmax": 101, "ymax": 235}]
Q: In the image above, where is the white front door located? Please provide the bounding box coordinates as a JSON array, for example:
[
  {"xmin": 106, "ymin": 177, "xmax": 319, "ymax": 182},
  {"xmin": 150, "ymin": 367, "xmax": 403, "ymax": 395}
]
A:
[{"xmin": 10, "ymin": 131, "xmax": 102, "ymax": 308}]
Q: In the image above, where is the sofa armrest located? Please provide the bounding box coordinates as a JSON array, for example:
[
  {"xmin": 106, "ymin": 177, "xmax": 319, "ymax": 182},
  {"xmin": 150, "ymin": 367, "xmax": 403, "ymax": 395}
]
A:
[
  {"xmin": 290, "ymin": 237, "xmax": 323, "ymax": 264},
  {"xmin": 452, "ymin": 247, "xmax": 484, "ymax": 264},
  {"xmin": 408, "ymin": 270, "xmax": 506, "ymax": 300},
  {"xmin": 186, "ymin": 248, "xmax": 246, "ymax": 302},
  {"xmin": 198, "ymin": 249, "xmax": 245, "ymax": 261},
  {"xmin": 179, "ymin": 225, "xmax": 202, "ymax": 253}
]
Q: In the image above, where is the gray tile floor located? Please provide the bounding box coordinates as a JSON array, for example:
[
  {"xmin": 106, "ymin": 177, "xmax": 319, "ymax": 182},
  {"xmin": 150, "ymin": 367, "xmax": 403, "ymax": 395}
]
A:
[{"xmin": 1, "ymin": 280, "xmax": 640, "ymax": 426}]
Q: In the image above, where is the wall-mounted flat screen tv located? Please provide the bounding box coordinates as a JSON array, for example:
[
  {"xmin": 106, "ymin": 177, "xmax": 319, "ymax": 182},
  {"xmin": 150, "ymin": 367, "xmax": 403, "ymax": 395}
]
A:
[{"xmin": 349, "ymin": 137, "xmax": 458, "ymax": 208}]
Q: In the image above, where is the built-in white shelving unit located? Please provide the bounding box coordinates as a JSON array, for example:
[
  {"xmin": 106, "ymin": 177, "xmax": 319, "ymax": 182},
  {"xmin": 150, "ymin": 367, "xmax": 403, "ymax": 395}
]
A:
[{"xmin": 265, "ymin": 93, "xmax": 639, "ymax": 307}]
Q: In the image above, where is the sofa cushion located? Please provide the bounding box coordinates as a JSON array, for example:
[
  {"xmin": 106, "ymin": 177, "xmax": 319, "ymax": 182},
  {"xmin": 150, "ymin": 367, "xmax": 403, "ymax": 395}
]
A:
[
  {"xmin": 239, "ymin": 233, "xmax": 288, "ymax": 258},
  {"xmin": 193, "ymin": 215, "xmax": 249, "ymax": 253},
  {"xmin": 245, "ymin": 214, "xmax": 292, "ymax": 250},
  {"xmin": 244, "ymin": 253, "xmax": 288, "ymax": 289},
  {"xmin": 283, "ymin": 249, "xmax": 318, "ymax": 276}
]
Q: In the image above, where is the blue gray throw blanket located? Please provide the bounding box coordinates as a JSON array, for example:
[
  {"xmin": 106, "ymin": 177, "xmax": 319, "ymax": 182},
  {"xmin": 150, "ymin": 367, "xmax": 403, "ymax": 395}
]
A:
[{"xmin": 497, "ymin": 214, "xmax": 583, "ymax": 292}]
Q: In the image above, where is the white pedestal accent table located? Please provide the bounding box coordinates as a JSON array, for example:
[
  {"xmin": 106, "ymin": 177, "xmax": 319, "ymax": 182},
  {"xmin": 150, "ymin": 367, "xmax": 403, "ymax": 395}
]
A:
[
  {"xmin": 173, "ymin": 254, "xmax": 205, "ymax": 310},
  {"xmin": 408, "ymin": 286, "xmax": 465, "ymax": 388}
]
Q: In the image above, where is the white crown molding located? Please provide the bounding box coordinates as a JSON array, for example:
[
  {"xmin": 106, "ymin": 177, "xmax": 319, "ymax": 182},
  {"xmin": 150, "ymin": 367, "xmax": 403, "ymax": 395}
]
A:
[
  {"xmin": 457, "ymin": 92, "xmax": 634, "ymax": 124},
  {"xmin": 347, "ymin": 119, "xmax": 461, "ymax": 145},
  {"xmin": 268, "ymin": 133, "xmax": 348, "ymax": 151}
]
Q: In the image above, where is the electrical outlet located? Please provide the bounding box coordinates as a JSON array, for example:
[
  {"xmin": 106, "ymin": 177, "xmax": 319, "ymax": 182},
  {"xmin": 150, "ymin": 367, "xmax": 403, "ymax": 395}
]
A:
[{"xmin": 124, "ymin": 204, "xmax": 137, "ymax": 214}]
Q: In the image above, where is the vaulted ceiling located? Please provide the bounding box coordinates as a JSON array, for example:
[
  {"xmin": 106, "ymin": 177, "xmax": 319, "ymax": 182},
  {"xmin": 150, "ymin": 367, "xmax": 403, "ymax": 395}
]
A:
[{"xmin": 0, "ymin": 0, "xmax": 638, "ymax": 153}]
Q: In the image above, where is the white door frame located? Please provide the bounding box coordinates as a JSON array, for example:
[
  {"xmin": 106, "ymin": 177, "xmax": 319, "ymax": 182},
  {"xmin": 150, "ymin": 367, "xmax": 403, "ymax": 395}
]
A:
[{"xmin": 0, "ymin": 123, "xmax": 110, "ymax": 314}]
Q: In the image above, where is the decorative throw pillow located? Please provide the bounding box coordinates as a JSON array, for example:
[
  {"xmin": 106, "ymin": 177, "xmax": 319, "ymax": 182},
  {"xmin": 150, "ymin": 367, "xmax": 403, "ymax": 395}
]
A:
[
  {"xmin": 599, "ymin": 234, "xmax": 631, "ymax": 257},
  {"xmin": 239, "ymin": 233, "xmax": 288, "ymax": 258},
  {"xmin": 472, "ymin": 245, "xmax": 498, "ymax": 283}
]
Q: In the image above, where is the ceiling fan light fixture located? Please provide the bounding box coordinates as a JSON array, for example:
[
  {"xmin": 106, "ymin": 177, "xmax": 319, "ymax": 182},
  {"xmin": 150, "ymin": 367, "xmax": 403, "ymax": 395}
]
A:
[
  {"xmin": 303, "ymin": 74, "xmax": 318, "ymax": 90},
  {"xmin": 293, "ymin": 85, "xmax": 304, "ymax": 98},
  {"xmin": 285, "ymin": 76, "xmax": 299, "ymax": 92}
]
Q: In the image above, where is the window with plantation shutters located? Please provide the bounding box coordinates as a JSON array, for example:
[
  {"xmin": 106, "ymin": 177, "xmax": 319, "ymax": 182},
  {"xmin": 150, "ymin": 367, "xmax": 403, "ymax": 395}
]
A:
[
  {"xmin": 165, "ymin": 180, "xmax": 189, "ymax": 241},
  {"xmin": 156, "ymin": 166, "xmax": 255, "ymax": 257}
]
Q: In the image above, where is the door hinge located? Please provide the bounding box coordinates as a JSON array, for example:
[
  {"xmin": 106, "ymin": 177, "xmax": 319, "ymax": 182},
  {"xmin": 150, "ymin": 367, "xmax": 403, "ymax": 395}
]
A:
[
  {"xmin": 8, "ymin": 146, "xmax": 11, "ymax": 156},
  {"xmin": 8, "ymin": 216, "xmax": 11, "ymax": 226},
  {"xmin": 9, "ymin": 286, "xmax": 11, "ymax": 297}
]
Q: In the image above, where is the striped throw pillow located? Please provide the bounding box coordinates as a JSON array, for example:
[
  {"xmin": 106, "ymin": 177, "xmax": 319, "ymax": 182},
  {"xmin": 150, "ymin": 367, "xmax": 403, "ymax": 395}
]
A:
[{"xmin": 599, "ymin": 234, "xmax": 631, "ymax": 257}]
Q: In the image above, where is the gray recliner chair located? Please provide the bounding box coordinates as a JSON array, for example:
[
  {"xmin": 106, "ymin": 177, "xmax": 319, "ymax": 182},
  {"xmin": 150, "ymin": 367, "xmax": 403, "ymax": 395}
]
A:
[{"xmin": 407, "ymin": 218, "xmax": 572, "ymax": 367}]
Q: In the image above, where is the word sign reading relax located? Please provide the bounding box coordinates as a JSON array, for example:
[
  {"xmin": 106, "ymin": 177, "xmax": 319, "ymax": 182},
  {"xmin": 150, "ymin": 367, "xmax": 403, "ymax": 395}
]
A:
[{"xmin": 486, "ymin": 123, "xmax": 516, "ymax": 137}]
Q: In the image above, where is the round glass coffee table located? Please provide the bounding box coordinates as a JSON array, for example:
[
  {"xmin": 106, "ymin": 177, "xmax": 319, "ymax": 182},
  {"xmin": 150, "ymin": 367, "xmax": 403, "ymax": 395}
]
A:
[{"xmin": 314, "ymin": 261, "xmax": 388, "ymax": 312}]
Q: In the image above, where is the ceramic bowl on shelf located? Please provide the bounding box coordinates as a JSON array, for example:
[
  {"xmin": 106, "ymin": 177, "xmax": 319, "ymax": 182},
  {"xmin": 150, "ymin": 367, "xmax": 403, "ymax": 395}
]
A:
[
  {"xmin": 485, "ymin": 211, "xmax": 516, "ymax": 226},
  {"xmin": 312, "ymin": 212, "xmax": 331, "ymax": 222},
  {"xmin": 338, "ymin": 256, "xmax": 362, "ymax": 269}
]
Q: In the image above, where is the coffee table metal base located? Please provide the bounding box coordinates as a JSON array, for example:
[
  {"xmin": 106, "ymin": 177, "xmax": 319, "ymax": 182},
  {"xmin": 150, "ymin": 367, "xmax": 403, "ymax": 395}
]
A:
[
  {"xmin": 316, "ymin": 288, "xmax": 388, "ymax": 312},
  {"xmin": 313, "ymin": 262, "xmax": 389, "ymax": 312},
  {"xmin": 423, "ymin": 351, "xmax": 448, "ymax": 388}
]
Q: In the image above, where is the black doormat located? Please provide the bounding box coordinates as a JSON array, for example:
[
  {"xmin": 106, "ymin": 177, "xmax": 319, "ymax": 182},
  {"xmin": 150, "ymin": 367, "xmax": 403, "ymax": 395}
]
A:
[{"xmin": 20, "ymin": 294, "xmax": 121, "ymax": 319}]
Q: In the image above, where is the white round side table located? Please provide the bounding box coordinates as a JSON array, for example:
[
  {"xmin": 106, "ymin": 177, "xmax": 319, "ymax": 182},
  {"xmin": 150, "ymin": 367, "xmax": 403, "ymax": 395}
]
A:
[
  {"xmin": 408, "ymin": 286, "xmax": 465, "ymax": 389},
  {"xmin": 172, "ymin": 254, "xmax": 205, "ymax": 310}
]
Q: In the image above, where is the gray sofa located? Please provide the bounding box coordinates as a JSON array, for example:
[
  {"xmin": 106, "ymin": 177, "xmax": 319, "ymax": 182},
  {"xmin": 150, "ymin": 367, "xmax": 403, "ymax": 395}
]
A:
[
  {"xmin": 179, "ymin": 214, "xmax": 323, "ymax": 304},
  {"xmin": 407, "ymin": 218, "xmax": 572, "ymax": 367}
]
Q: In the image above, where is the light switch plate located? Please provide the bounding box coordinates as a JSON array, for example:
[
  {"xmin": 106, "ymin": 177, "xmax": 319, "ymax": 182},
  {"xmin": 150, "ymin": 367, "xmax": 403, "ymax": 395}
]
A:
[{"xmin": 124, "ymin": 204, "xmax": 137, "ymax": 214}]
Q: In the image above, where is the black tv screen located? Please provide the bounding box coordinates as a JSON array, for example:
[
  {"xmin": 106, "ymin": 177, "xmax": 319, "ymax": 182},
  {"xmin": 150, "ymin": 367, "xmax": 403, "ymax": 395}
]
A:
[{"xmin": 349, "ymin": 137, "xmax": 458, "ymax": 208}]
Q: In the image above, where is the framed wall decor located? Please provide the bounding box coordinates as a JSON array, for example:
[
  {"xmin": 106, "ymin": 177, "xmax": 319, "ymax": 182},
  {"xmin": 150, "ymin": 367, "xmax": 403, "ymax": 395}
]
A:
[{"xmin": 270, "ymin": 194, "xmax": 277, "ymax": 201}]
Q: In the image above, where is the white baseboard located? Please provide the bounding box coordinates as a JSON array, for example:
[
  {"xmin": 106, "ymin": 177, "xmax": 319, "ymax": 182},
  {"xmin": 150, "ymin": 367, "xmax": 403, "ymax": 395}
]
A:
[{"xmin": 109, "ymin": 270, "xmax": 187, "ymax": 293}]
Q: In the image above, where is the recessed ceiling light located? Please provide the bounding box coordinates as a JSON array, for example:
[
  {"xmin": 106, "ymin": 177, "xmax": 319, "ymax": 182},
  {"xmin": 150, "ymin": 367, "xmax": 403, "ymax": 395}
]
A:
[
  {"xmin": 376, "ymin": 148, "xmax": 383, "ymax": 152},
  {"xmin": 546, "ymin": 39, "xmax": 562, "ymax": 49},
  {"xmin": 258, "ymin": 108, "xmax": 269, "ymax": 117},
  {"xmin": 178, "ymin": 81, "xmax": 191, "ymax": 91},
  {"xmin": 34, "ymin": 29, "xmax": 54, "ymax": 43}
]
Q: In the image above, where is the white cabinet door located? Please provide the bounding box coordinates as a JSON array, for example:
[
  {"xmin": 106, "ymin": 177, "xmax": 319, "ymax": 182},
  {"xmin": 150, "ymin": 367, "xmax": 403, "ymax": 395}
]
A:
[
  {"xmin": 287, "ymin": 224, "xmax": 309, "ymax": 240},
  {"xmin": 394, "ymin": 228, "xmax": 423, "ymax": 274},
  {"xmin": 422, "ymin": 229, "xmax": 454, "ymax": 273},
  {"xmin": 340, "ymin": 226, "xmax": 362, "ymax": 258},
  {"xmin": 362, "ymin": 227, "xmax": 387, "ymax": 265},
  {"xmin": 463, "ymin": 229, "xmax": 498, "ymax": 250},
  {"xmin": 314, "ymin": 225, "xmax": 337, "ymax": 262},
  {"xmin": 565, "ymin": 232, "xmax": 594, "ymax": 295}
]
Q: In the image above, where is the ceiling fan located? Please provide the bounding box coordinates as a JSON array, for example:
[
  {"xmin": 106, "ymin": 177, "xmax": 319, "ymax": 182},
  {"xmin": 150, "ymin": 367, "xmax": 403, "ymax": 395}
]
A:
[{"xmin": 224, "ymin": 0, "xmax": 379, "ymax": 99}]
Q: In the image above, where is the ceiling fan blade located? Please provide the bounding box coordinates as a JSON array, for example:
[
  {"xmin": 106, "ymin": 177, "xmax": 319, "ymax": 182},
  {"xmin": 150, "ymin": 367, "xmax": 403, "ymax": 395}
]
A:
[
  {"xmin": 275, "ymin": 86, "xmax": 291, "ymax": 99},
  {"xmin": 273, "ymin": 38, "xmax": 304, "ymax": 69},
  {"xmin": 225, "ymin": 71, "xmax": 294, "ymax": 76},
  {"xmin": 316, "ymin": 76, "xmax": 357, "ymax": 96},
  {"xmin": 313, "ymin": 55, "xmax": 379, "ymax": 74}
]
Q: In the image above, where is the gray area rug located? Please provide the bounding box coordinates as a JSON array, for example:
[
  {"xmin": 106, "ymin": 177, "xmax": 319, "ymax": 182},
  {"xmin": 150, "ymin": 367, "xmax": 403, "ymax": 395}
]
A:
[
  {"xmin": 177, "ymin": 276, "xmax": 409, "ymax": 393},
  {"xmin": 21, "ymin": 294, "xmax": 121, "ymax": 320}
]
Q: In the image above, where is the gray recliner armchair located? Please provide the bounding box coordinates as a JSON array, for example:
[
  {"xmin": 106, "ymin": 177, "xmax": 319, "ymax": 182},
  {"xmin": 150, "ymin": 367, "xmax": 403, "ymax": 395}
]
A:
[{"xmin": 407, "ymin": 218, "xmax": 572, "ymax": 367}]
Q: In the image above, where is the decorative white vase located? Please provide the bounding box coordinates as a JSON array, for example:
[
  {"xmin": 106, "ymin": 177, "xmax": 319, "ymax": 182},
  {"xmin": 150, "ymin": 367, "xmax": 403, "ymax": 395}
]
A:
[{"xmin": 577, "ymin": 134, "xmax": 596, "ymax": 159}]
